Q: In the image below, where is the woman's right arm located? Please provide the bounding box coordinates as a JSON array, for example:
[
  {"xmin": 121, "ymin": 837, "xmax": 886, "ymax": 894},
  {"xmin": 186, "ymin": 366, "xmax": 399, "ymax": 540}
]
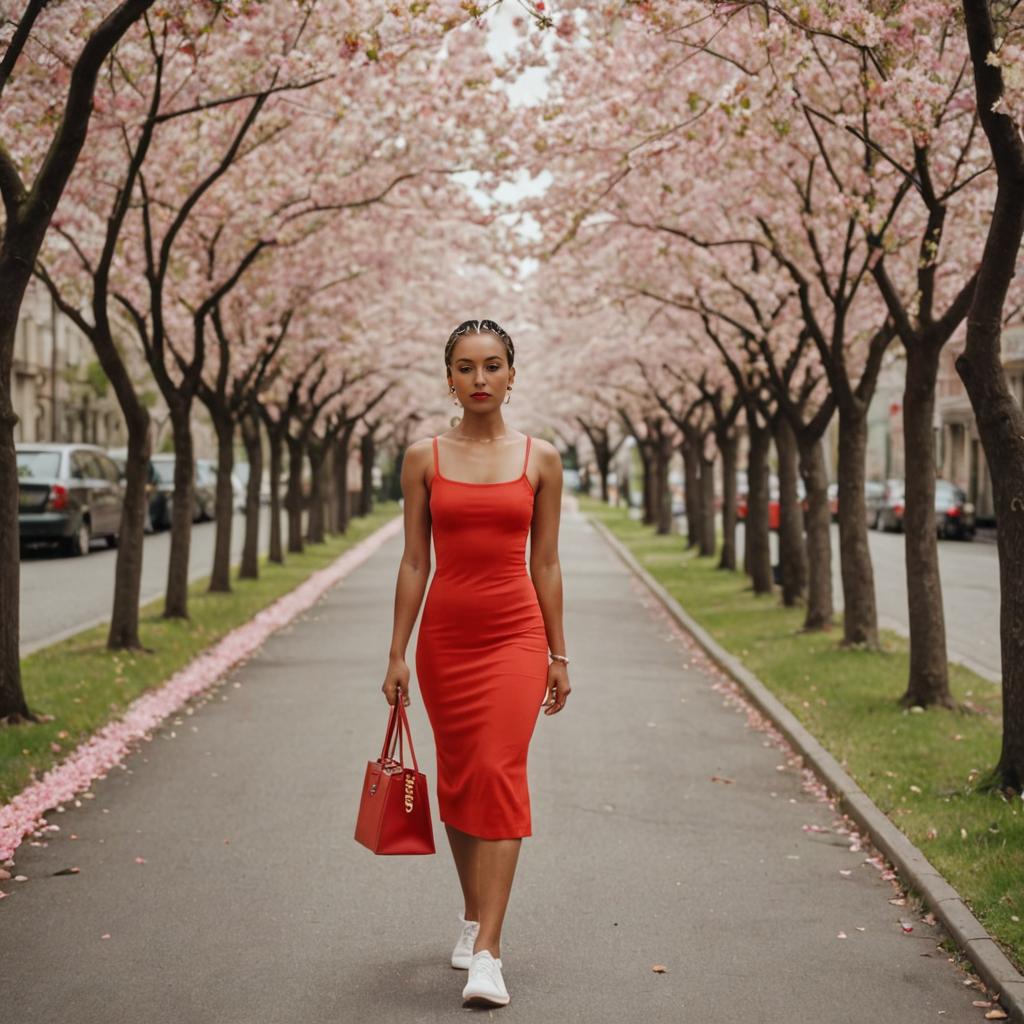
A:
[{"xmin": 382, "ymin": 438, "xmax": 433, "ymax": 706}]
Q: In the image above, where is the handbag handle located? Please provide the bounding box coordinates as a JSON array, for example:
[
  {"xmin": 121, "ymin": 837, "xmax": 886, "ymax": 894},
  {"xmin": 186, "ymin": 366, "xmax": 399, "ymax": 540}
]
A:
[{"xmin": 379, "ymin": 700, "xmax": 421, "ymax": 774}]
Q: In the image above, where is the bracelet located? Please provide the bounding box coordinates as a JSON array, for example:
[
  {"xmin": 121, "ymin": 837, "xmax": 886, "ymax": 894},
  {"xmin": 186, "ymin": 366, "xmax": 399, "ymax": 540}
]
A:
[{"xmin": 548, "ymin": 653, "xmax": 570, "ymax": 666}]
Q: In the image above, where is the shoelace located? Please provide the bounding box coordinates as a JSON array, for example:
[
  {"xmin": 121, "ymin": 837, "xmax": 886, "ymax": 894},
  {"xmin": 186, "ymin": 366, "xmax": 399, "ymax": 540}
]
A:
[{"xmin": 459, "ymin": 920, "xmax": 479, "ymax": 946}]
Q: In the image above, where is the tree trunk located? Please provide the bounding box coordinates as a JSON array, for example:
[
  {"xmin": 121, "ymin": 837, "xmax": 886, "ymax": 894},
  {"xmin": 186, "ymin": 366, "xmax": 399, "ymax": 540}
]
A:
[
  {"xmin": 359, "ymin": 430, "xmax": 375, "ymax": 517},
  {"xmin": 681, "ymin": 438, "xmax": 701, "ymax": 548},
  {"xmin": 306, "ymin": 443, "xmax": 326, "ymax": 544},
  {"xmin": 0, "ymin": 0, "xmax": 157, "ymax": 722},
  {"xmin": 956, "ymin": 0, "xmax": 1024, "ymax": 794},
  {"xmin": 718, "ymin": 434, "xmax": 738, "ymax": 571},
  {"xmin": 334, "ymin": 426, "xmax": 354, "ymax": 533},
  {"xmin": 595, "ymin": 441, "xmax": 611, "ymax": 502},
  {"xmin": 775, "ymin": 416, "xmax": 807, "ymax": 607},
  {"xmin": 325, "ymin": 445, "xmax": 339, "ymax": 536},
  {"xmin": 286, "ymin": 436, "xmax": 305, "ymax": 554},
  {"xmin": 0, "ymin": 377, "xmax": 32, "ymax": 722},
  {"xmin": 655, "ymin": 434, "xmax": 673, "ymax": 535},
  {"xmin": 630, "ymin": 437, "xmax": 654, "ymax": 526},
  {"xmin": 797, "ymin": 435, "xmax": 834, "ymax": 631},
  {"xmin": 107, "ymin": 407, "xmax": 152, "ymax": 648},
  {"xmin": 267, "ymin": 428, "xmax": 284, "ymax": 564},
  {"xmin": 699, "ymin": 453, "xmax": 716, "ymax": 557},
  {"xmin": 209, "ymin": 412, "xmax": 235, "ymax": 593},
  {"xmin": 901, "ymin": 340, "xmax": 955, "ymax": 707},
  {"xmin": 836, "ymin": 403, "xmax": 878, "ymax": 647},
  {"xmin": 745, "ymin": 425, "xmax": 773, "ymax": 594},
  {"xmin": 164, "ymin": 406, "xmax": 195, "ymax": 619},
  {"xmin": 239, "ymin": 411, "xmax": 262, "ymax": 581},
  {"xmin": 321, "ymin": 442, "xmax": 335, "ymax": 532}
]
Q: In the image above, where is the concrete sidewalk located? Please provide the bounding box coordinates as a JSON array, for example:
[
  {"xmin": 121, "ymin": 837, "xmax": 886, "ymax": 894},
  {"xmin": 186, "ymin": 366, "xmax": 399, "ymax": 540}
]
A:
[{"xmin": 0, "ymin": 503, "xmax": 989, "ymax": 1023}]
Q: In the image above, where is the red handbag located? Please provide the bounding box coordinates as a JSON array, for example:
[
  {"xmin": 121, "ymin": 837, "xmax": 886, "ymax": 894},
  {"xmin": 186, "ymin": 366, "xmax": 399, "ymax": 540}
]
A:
[{"xmin": 354, "ymin": 700, "xmax": 436, "ymax": 855}]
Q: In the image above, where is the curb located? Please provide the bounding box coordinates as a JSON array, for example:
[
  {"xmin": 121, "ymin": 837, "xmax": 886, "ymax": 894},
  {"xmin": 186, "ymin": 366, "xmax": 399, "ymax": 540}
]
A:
[{"xmin": 586, "ymin": 511, "xmax": 1024, "ymax": 1023}]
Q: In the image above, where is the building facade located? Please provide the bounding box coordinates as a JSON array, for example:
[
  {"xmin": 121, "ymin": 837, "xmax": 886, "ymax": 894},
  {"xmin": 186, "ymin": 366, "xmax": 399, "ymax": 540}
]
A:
[
  {"xmin": 936, "ymin": 325, "xmax": 1024, "ymax": 523},
  {"xmin": 12, "ymin": 279, "xmax": 215, "ymax": 457},
  {"xmin": 12, "ymin": 280, "xmax": 126, "ymax": 447}
]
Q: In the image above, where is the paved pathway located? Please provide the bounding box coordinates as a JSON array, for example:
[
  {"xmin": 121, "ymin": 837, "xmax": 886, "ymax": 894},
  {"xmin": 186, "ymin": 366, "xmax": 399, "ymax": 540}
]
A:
[{"xmin": 0, "ymin": 502, "xmax": 989, "ymax": 1022}]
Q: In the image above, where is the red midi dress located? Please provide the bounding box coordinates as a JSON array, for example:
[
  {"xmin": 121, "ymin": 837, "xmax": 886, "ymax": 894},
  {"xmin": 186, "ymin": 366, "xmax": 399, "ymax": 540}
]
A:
[{"xmin": 414, "ymin": 434, "xmax": 549, "ymax": 839}]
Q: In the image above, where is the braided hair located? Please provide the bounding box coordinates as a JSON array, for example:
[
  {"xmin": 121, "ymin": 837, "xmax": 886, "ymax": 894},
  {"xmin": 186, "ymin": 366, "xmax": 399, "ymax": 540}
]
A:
[{"xmin": 444, "ymin": 319, "xmax": 515, "ymax": 370}]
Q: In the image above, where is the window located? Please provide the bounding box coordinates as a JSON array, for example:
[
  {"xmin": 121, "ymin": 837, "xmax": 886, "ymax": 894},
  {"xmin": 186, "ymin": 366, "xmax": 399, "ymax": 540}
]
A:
[
  {"xmin": 97, "ymin": 455, "xmax": 120, "ymax": 483},
  {"xmin": 151, "ymin": 459, "xmax": 176, "ymax": 485},
  {"xmin": 70, "ymin": 451, "xmax": 92, "ymax": 480},
  {"xmin": 16, "ymin": 450, "xmax": 61, "ymax": 480}
]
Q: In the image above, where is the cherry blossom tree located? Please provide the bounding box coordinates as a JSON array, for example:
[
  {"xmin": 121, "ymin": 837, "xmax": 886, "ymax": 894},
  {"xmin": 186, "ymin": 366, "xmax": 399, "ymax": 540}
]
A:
[
  {"xmin": 0, "ymin": 0, "xmax": 158, "ymax": 722},
  {"xmin": 955, "ymin": 0, "xmax": 1024, "ymax": 791}
]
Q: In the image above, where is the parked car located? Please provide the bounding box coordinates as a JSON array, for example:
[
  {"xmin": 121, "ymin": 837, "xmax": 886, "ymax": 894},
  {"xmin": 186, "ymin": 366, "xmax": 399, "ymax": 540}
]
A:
[
  {"xmin": 149, "ymin": 455, "xmax": 211, "ymax": 528},
  {"xmin": 738, "ymin": 472, "xmax": 805, "ymax": 530},
  {"xmin": 195, "ymin": 458, "xmax": 217, "ymax": 521},
  {"xmin": 827, "ymin": 479, "xmax": 886, "ymax": 525},
  {"xmin": 107, "ymin": 449, "xmax": 165, "ymax": 534},
  {"xmin": 934, "ymin": 479, "xmax": 975, "ymax": 540},
  {"xmin": 232, "ymin": 461, "xmax": 274, "ymax": 511},
  {"xmin": 17, "ymin": 442, "xmax": 123, "ymax": 555},
  {"xmin": 875, "ymin": 479, "xmax": 906, "ymax": 532},
  {"xmin": 864, "ymin": 480, "xmax": 886, "ymax": 528}
]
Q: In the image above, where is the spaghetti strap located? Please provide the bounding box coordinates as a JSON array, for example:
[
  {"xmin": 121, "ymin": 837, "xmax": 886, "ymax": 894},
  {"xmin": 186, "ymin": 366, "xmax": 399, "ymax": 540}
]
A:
[
  {"xmin": 522, "ymin": 435, "xmax": 532, "ymax": 476},
  {"xmin": 432, "ymin": 436, "xmax": 440, "ymax": 476}
]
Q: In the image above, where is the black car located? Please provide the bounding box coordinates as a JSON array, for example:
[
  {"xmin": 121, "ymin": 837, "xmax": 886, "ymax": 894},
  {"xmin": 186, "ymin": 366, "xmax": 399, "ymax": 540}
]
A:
[
  {"xmin": 935, "ymin": 479, "xmax": 975, "ymax": 540},
  {"xmin": 17, "ymin": 442, "xmax": 123, "ymax": 556},
  {"xmin": 150, "ymin": 455, "xmax": 211, "ymax": 528}
]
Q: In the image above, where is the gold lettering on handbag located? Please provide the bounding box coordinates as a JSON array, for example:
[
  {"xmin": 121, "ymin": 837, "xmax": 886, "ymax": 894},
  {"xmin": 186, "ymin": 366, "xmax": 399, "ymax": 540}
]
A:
[{"xmin": 404, "ymin": 772, "xmax": 415, "ymax": 812}]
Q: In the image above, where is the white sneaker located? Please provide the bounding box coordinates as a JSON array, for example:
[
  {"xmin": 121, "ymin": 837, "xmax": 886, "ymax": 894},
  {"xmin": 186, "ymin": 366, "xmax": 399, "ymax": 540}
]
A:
[
  {"xmin": 451, "ymin": 912, "xmax": 480, "ymax": 969},
  {"xmin": 462, "ymin": 949, "xmax": 510, "ymax": 1007}
]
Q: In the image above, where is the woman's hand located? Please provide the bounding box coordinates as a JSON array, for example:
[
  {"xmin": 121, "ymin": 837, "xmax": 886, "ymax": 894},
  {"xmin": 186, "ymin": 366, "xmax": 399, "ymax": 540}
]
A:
[
  {"xmin": 382, "ymin": 655, "xmax": 411, "ymax": 707},
  {"xmin": 541, "ymin": 661, "xmax": 570, "ymax": 715}
]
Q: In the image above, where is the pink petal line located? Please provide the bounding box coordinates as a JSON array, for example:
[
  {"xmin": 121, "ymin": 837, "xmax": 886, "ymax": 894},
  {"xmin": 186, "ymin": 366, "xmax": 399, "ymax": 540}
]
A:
[{"xmin": 0, "ymin": 516, "xmax": 402, "ymax": 864}]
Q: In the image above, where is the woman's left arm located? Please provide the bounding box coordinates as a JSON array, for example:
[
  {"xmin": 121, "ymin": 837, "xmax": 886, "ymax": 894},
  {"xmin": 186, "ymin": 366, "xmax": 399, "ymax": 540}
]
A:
[{"xmin": 529, "ymin": 440, "xmax": 571, "ymax": 715}]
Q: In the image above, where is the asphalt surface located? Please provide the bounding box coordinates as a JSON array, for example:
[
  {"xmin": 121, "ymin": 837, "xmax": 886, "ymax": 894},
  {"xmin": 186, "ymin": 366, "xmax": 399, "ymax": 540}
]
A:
[
  {"xmin": 730, "ymin": 520, "xmax": 1001, "ymax": 682},
  {"xmin": 19, "ymin": 508, "xmax": 271, "ymax": 655},
  {"xmin": 846, "ymin": 525, "xmax": 1001, "ymax": 683},
  {"xmin": 0, "ymin": 502, "xmax": 988, "ymax": 1022}
]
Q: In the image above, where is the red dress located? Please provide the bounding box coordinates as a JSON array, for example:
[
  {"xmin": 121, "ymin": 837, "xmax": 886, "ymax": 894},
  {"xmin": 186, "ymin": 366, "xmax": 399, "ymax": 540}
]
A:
[{"xmin": 414, "ymin": 434, "xmax": 549, "ymax": 839}]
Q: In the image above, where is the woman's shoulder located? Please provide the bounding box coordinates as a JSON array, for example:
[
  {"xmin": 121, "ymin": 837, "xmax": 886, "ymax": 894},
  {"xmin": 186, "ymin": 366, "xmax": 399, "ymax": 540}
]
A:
[{"xmin": 528, "ymin": 436, "xmax": 560, "ymax": 463}]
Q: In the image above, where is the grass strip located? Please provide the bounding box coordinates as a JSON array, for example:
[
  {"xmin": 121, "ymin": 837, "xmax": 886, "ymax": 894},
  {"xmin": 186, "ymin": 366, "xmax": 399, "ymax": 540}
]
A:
[
  {"xmin": 1, "ymin": 504, "xmax": 400, "ymax": 806},
  {"xmin": 580, "ymin": 495, "xmax": 1023, "ymax": 972}
]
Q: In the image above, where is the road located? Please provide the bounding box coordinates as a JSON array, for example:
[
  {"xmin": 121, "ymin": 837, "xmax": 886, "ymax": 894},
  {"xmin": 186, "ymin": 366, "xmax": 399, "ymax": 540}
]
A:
[
  {"xmin": 836, "ymin": 524, "xmax": 1000, "ymax": 683},
  {"xmin": 725, "ymin": 520, "xmax": 1001, "ymax": 682},
  {"xmin": 19, "ymin": 508, "xmax": 271, "ymax": 655},
  {"xmin": 0, "ymin": 502, "xmax": 988, "ymax": 1023}
]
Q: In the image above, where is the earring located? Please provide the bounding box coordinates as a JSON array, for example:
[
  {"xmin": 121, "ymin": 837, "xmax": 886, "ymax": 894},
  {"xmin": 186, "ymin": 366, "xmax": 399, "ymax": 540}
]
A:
[
  {"xmin": 450, "ymin": 386, "xmax": 460, "ymax": 406},
  {"xmin": 504, "ymin": 386, "xmax": 512, "ymax": 405}
]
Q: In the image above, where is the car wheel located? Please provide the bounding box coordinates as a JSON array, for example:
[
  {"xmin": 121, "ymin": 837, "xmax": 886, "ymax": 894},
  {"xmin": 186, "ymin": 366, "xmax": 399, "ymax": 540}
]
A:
[
  {"xmin": 66, "ymin": 519, "xmax": 91, "ymax": 557},
  {"xmin": 106, "ymin": 532, "xmax": 119, "ymax": 549}
]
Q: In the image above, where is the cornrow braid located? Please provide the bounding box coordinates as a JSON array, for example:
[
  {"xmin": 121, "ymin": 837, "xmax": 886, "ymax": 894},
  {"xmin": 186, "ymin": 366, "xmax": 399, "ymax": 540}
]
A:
[{"xmin": 444, "ymin": 319, "xmax": 515, "ymax": 370}]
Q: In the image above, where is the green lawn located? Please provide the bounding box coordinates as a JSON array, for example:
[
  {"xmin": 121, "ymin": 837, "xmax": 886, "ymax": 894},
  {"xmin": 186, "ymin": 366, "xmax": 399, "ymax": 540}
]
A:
[
  {"xmin": 580, "ymin": 495, "xmax": 1022, "ymax": 972},
  {"xmin": 1, "ymin": 504, "xmax": 400, "ymax": 805}
]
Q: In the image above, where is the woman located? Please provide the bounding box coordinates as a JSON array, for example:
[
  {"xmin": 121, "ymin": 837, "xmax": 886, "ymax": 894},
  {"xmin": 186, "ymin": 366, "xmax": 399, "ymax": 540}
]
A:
[{"xmin": 381, "ymin": 318, "xmax": 571, "ymax": 1009}]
